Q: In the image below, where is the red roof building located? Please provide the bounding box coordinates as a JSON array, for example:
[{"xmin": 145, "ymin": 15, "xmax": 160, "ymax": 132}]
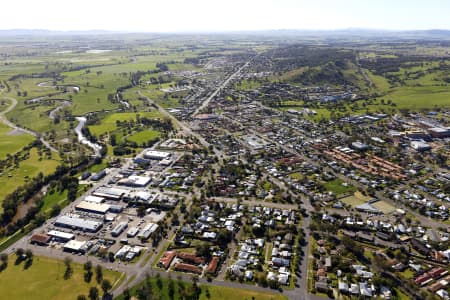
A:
[
  {"xmin": 159, "ymin": 251, "xmax": 176, "ymax": 269},
  {"xmin": 206, "ymin": 257, "xmax": 220, "ymax": 274},
  {"xmin": 174, "ymin": 263, "xmax": 202, "ymax": 274}
]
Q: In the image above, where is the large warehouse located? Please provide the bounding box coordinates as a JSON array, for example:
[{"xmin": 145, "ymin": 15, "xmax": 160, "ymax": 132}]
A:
[
  {"xmin": 55, "ymin": 215, "xmax": 103, "ymax": 232},
  {"xmin": 118, "ymin": 175, "xmax": 151, "ymax": 187},
  {"xmin": 143, "ymin": 150, "xmax": 171, "ymax": 160},
  {"xmin": 93, "ymin": 186, "xmax": 129, "ymax": 200},
  {"xmin": 75, "ymin": 201, "xmax": 111, "ymax": 214}
]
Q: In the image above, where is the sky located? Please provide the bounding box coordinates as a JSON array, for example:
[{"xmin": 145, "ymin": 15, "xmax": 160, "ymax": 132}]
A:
[{"xmin": 1, "ymin": 0, "xmax": 449, "ymax": 32}]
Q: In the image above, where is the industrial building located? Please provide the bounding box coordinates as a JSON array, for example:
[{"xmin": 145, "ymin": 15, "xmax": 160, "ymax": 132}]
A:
[
  {"xmin": 63, "ymin": 240, "xmax": 87, "ymax": 253},
  {"xmin": 129, "ymin": 191, "xmax": 157, "ymax": 205},
  {"xmin": 127, "ymin": 227, "xmax": 140, "ymax": 237},
  {"xmin": 143, "ymin": 150, "xmax": 171, "ymax": 160},
  {"xmin": 111, "ymin": 222, "xmax": 128, "ymax": 237},
  {"xmin": 55, "ymin": 215, "xmax": 103, "ymax": 232},
  {"xmin": 118, "ymin": 175, "xmax": 151, "ymax": 187},
  {"xmin": 75, "ymin": 201, "xmax": 111, "ymax": 214},
  {"xmin": 48, "ymin": 230, "xmax": 75, "ymax": 242},
  {"xmin": 109, "ymin": 204, "xmax": 123, "ymax": 213},
  {"xmin": 93, "ymin": 186, "xmax": 129, "ymax": 200},
  {"xmin": 138, "ymin": 223, "xmax": 159, "ymax": 240},
  {"xmin": 90, "ymin": 170, "xmax": 107, "ymax": 181},
  {"xmin": 84, "ymin": 195, "xmax": 105, "ymax": 203}
]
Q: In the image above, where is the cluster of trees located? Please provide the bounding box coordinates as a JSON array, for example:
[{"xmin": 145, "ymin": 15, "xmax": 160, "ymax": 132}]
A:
[
  {"xmin": 121, "ymin": 274, "xmax": 202, "ymax": 300},
  {"xmin": 14, "ymin": 248, "xmax": 33, "ymax": 269},
  {"xmin": 0, "ymin": 153, "xmax": 101, "ymax": 239},
  {"xmin": 264, "ymin": 45, "xmax": 356, "ymax": 73}
]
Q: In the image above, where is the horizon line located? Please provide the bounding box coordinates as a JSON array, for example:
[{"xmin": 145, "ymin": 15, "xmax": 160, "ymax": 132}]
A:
[{"xmin": 0, "ymin": 27, "xmax": 450, "ymax": 35}]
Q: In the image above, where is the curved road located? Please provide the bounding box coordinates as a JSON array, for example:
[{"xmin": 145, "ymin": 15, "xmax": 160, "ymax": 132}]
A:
[{"xmin": 0, "ymin": 96, "xmax": 58, "ymax": 152}]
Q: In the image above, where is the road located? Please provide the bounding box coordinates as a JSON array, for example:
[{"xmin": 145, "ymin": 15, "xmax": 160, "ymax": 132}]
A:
[
  {"xmin": 1, "ymin": 59, "xmax": 328, "ymax": 299},
  {"xmin": 192, "ymin": 60, "xmax": 251, "ymax": 116},
  {"xmin": 0, "ymin": 96, "xmax": 58, "ymax": 152}
]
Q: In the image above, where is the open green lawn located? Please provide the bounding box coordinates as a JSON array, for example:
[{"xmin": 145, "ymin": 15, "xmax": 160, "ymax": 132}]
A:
[
  {"xmin": 40, "ymin": 189, "xmax": 69, "ymax": 212},
  {"xmin": 6, "ymin": 102, "xmax": 62, "ymax": 133},
  {"xmin": 323, "ymin": 178, "xmax": 356, "ymax": 196},
  {"xmin": 115, "ymin": 276, "xmax": 287, "ymax": 300},
  {"xmin": 0, "ymin": 123, "xmax": 35, "ymax": 160},
  {"xmin": 365, "ymin": 69, "xmax": 391, "ymax": 92},
  {"xmin": 0, "ymin": 255, "xmax": 122, "ymax": 300},
  {"xmin": 0, "ymin": 148, "xmax": 61, "ymax": 208},
  {"xmin": 199, "ymin": 285, "xmax": 287, "ymax": 300},
  {"xmin": 386, "ymin": 86, "xmax": 450, "ymax": 110},
  {"xmin": 88, "ymin": 111, "xmax": 164, "ymax": 137},
  {"xmin": 126, "ymin": 129, "xmax": 161, "ymax": 144}
]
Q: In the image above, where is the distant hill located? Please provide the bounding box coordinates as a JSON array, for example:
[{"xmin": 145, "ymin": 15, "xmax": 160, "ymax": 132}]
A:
[
  {"xmin": 0, "ymin": 29, "xmax": 121, "ymax": 36},
  {"xmin": 0, "ymin": 28, "xmax": 449, "ymax": 39}
]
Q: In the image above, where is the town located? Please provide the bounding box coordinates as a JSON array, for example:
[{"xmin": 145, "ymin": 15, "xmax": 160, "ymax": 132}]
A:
[{"xmin": 0, "ymin": 26, "xmax": 449, "ymax": 300}]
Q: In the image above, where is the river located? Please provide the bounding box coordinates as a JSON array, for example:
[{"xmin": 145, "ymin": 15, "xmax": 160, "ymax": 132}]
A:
[{"xmin": 74, "ymin": 117, "xmax": 102, "ymax": 157}]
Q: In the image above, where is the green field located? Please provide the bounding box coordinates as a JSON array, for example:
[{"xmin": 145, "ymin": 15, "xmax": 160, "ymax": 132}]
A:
[
  {"xmin": 323, "ymin": 178, "xmax": 356, "ymax": 196},
  {"xmin": 386, "ymin": 86, "xmax": 450, "ymax": 110},
  {"xmin": 40, "ymin": 189, "xmax": 69, "ymax": 212},
  {"xmin": 0, "ymin": 255, "xmax": 122, "ymax": 300},
  {"xmin": 0, "ymin": 148, "xmax": 61, "ymax": 207},
  {"xmin": 126, "ymin": 129, "xmax": 161, "ymax": 144},
  {"xmin": 116, "ymin": 276, "xmax": 287, "ymax": 300},
  {"xmin": 88, "ymin": 111, "xmax": 164, "ymax": 137},
  {"xmin": 0, "ymin": 123, "xmax": 35, "ymax": 160}
]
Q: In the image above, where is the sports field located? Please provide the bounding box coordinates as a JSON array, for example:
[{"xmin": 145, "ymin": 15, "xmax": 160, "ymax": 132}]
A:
[{"xmin": 341, "ymin": 191, "xmax": 372, "ymax": 207}]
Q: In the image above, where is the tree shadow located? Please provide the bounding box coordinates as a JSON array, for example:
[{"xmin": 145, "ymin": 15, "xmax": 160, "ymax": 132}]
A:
[
  {"xmin": 24, "ymin": 258, "xmax": 33, "ymax": 270},
  {"xmin": 0, "ymin": 262, "xmax": 7, "ymax": 272},
  {"xmin": 14, "ymin": 257, "xmax": 24, "ymax": 266},
  {"xmin": 64, "ymin": 267, "xmax": 73, "ymax": 280}
]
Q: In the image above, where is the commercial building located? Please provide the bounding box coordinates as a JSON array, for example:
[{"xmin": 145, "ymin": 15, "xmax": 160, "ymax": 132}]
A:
[
  {"xmin": 93, "ymin": 186, "xmax": 129, "ymax": 200},
  {"xmin": 55, "ymin": 215, "xmax": 103, "ymax": 232},
  {"xmin": 63, "ymin": 240, "xmax": 87, "ymax": 253},
  {"xmin": 30, "ymin": 234, "xmax": 51, "ymax": 245},
  {"xmin": 351, "ymin": 141, "xmax": 369, "ymax": 151},
  {"xmin": 48, "ymin": 230, "xmax": 75, "ymax": 242},
  {"xmin": 84, "ymin": 195, "xmax": 105, "ymax": 203},
  {"xmin": 75, "ymin": 201, "xmax": 110, "ymax": 215},
  {"xmin": 118, "ymin": 175, "xmax": 151, "ymax": 187},
  {"xmin": 411, "ymin": 140, "xmax": 431, "ymax": 152},
  {"xmin": 428, "ymin": 127, "xmax": 450, "ymax": 138},
  {"xmin": 193, "ymin": 113, "xmax": 218, "ymax": 122},
  {"xmin": 143, "ymin": 150, "xmax": 171, "ymax": 160}
]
